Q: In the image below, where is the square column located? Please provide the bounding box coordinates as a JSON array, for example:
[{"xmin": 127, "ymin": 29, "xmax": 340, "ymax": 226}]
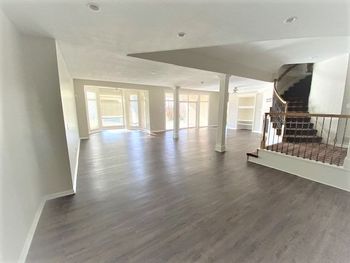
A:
[
  {"xmin": 215, "ymin": 74, "xmax": 230, "ymax": 152},
  {"xmin": 173, "ymin": 86, "xmax": 180, "ymax": 139}
]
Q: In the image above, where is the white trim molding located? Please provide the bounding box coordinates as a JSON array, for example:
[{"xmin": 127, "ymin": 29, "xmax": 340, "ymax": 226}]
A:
[
  {"xmin": 18, "ymin": 189, "xmax": 75, "ymax": 263},
  {"xmin": 72, "ymin": 140, "xmax": 81, "ymax": 193}
]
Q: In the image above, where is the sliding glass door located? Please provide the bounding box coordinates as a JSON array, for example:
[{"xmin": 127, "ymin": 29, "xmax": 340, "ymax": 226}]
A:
[
  {"xmin": 179, "ymin": 94, "xmax": 198, "ymax": 129},
  {"xmin": 128, "ymin": 94, "xmax": 140, "ymax": 128},
  {"xmin": 86, "ymin": 91, "xmax": 100, "ymax": 131}
]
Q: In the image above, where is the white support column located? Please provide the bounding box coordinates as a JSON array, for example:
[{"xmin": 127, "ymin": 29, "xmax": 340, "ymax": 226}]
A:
[
  {"xmin": 215, "ymin": 74, "xmax": 230, "ymax": 152},
  {"xmin": 343, "ymin": 143, "xmax": 350, "ymax": 170},
  {"xmin": 173, "ymin": 86, "xmax": 180, "ymax": 139}
]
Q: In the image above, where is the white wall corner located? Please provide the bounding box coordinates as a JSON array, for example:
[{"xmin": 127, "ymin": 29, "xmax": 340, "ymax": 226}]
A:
[{"xmin": 19, "ymin": 189, "xmax": 75, "ymax": 263}]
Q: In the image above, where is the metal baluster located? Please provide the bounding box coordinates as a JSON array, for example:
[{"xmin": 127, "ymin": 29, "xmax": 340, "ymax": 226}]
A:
[
  {"xmin": 330, "ymin": 117, "xmax": 340, "ymax": 165},
  {"xmin": 323, "ymin": 117, "xmax": 333, "ymax": 163},
  {"xmin": 297, "ymin": 117, "xmax": 305, "ymax": 157},
  {"xmin": 285, "ymin": 118, "xmax": 291, "ymax": 155},
  {"xmin": 267, "ymin": 115, "xmax": 271, "ymax": 150},
  {"xmin": 272, "ymin": 120, "xmax": 276, "ymax": 152},
  {"xmin": 309, "ymin": 116, "xmax": 318, "ymax": 160},
  {"xmin": 280, "ymin": 116, "xmax": 285, "ymax": 154},
  {"xmin": 316, "ymin": 117, "xmax": 325, "ymax": 162},
  {"xmin": 303, "ymin": 119, "xmax": 311, "ymax": 158},
  {"xmin": 338, "ymin": 118, "xmax": 348, "ymax": 166},
  {"xmin": 292, "ymin": 117, "xmax": 298, "ymax": 156}
]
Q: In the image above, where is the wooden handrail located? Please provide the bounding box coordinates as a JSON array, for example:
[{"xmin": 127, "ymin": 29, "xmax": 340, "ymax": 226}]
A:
[
  {"xmin": 273, "ymin": 64, "xmax": 299, "ymax": 105},
  {"xmin": 277, "ymin": 64, "xmax": 298, "ymax": 82},
  {"xmin": 273, "ymin": 79, "xmax": 287, "ymax": 105},
  {"xmin": 268, "ymin": 112, "xmax": 350, "ymax": 118}
]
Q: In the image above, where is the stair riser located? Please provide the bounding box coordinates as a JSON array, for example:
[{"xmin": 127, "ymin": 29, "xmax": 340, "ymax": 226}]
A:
[
  {"xmin": 286, "ymin": 117, "xmax": 311, "ymax": 123},
  {"xmin": 284, "ymin": 129, "xmax": 317, "ymax": 136},
  {"xmin": 285, "ymin": 123, "xmax": 314, "ymax": 129}
]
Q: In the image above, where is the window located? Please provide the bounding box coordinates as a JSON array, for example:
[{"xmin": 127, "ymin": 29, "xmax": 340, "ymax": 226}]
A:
[
  {"xmin": 86, "ymin": 91, "xmax": 99, "ymax": 130},
  {"xmin": 199, "ymin": 95, "xmax": 209, "ymax": 127},
  {"xmin": 100, "ymin": 94, "xmax": 124, "ymax": 127},
  {"xmin": 171, "ymin": 93, "xmax": 210, "ymax": 129},
  {"xmin": 165, "ymin": 93, "xmax": 174, "ymax": 130},
  {"xmin": 179, "ymin": 101, "xmax": 189, "ymax": 128},
  {"xmin": 179, "ymin": 94, "xmax": 198, "ymax": 128},
  {"xmin": 129, "ymin": 94, "xmax": 139, "ymax": 127}
]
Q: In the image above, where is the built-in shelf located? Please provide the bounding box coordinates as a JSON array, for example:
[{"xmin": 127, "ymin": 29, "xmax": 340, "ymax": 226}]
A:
[
  {"xmin": 237, "ymin": 123, "xmax": 253, "ymax": 126},
  {"xmin": 238, "ymin": 106, "xmax": 255, "ymax": 109},
  {"xmin": 236, "ymin": 94, "xmax": 256, "ymax": 131}
]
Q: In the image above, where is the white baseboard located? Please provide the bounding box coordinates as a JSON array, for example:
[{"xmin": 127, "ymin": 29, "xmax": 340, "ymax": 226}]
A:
[
  {"xmin": 19, "ymin": 189, "xmax": 75, "ymax": 263},
  {"xmin": 18, "ymin": 199, "xmax": 45, "ymax": 263},
  {"xmin": 72, "ymin": 141, "xmax": 81, "ymax": 193},
  {"xmin": 46, "ymin": 189, "xmax": 75, "ymax": 201},
  {"xmin": 150, "ymin": 130, "xmax": 166, "ymax": 133},
  {"xmin": 80, "ymin": 136, "xmax": 89, "ymax": 140}
]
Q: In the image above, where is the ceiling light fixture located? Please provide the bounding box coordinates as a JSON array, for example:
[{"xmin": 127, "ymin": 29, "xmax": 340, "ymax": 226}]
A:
[
  {"xmin": 284, "ymin": 16, "xmax": 298, "ymax": 24},
  {"xmin": 87, "ymin": 2, "xmax": 100, "ymax": 12},
  {"xmin": 178, "ymin": 32, "xmax": 186, "ymax": 38}
]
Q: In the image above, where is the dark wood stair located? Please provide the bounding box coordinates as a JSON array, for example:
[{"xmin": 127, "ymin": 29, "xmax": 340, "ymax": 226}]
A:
[{"xmin": 281, "ymin": 75, "xmax": 322, "ymax": 143}]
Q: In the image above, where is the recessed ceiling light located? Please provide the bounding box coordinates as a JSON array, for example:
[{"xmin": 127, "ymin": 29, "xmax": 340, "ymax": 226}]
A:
[
  {"xmin": 87, "ymin": 2, "xmax": 100, "ymax": 12},
  {"xmin": 284, "ymin": 16, "xmax": 298, "ymax": 24},
  {"xmin": 178, "ymin": 32, "xmax": 186, "ymax": 38}
]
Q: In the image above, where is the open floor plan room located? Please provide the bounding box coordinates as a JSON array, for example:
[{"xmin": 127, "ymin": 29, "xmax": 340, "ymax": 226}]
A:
[
  {"xmin": 27, "ymin": 129, "xmax": 350, "ymax": 263},
  {"xmin": 2, "ymin": 0, "xmax": 350, "ymax": 262}
]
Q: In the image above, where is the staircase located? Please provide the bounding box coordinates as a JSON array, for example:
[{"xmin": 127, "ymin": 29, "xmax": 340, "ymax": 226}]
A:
[{"xmin": 280, "ymin": 75, "xmax": 322, "ymax": 143}]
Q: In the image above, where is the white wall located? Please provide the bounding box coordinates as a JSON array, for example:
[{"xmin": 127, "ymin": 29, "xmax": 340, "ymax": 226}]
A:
[
  {"xmin": 56, "ymin": 44, "xmax": 80, "ymax": 191},
  {"xmin": 227, "ymin": 94, "xmax": 238, "ymax": 129},
  {"xmin": 253, "ymin": 88, "xmax": 273, "ymax": 133},
  {"xmin": 148, "ymin": 86, "xmax": 165, "ymax": 132},
  {"xmin": 0, "ymin": 10, "xmax": 73, "ymax": 262},
  {"xmin": 309, "ymin": 54, "xmax": 349, "ymax": 143},
  {"xmin": 208, "ymin": 92, "xmax": 219, "ymax": 126},
  {"xmin": 309, "ymin": 54, "xmax": 349, "ymax": 114}
]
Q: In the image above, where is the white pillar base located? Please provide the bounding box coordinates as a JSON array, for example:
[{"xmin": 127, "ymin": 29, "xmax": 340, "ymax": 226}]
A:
[
  {"xmin": 173, "ymin": 132, "xmax": 179, "ymax": 140},
  {"xmin": 215, "ymin": 144, "xmax": 226, "ymax": 152}
]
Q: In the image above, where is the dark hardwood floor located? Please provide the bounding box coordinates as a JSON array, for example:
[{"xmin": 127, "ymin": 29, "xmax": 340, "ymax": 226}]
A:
[{"xmin": 27, "ymin": 128, "xmax": 350, "ymax": 263}]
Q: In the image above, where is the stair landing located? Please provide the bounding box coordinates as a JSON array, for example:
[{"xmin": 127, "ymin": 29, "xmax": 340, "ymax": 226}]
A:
[{"xmin": 266, "ymin": 142, "xmax": 347, "ymax": 166}]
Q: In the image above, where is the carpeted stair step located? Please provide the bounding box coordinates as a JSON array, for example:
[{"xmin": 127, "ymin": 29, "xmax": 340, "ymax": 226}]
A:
[
  {"xmin": 284, "ymin": 128, "xmax": 318, "ymax": 136},
  {"xmin": 285, "ymin": 122, "xmax": 314, "ymax": 129},
  {"xmin": 286, "ymin": 116, "xmax": 311, "ymax": 123}
]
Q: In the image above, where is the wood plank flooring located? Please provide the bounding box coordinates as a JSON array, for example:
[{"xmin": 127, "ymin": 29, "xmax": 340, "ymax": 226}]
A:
[{"xmin": 27, "ymin": 128, "xmax": 350, "ymax": 263}]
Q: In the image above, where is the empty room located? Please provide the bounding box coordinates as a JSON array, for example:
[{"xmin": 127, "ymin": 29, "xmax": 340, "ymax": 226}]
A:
[{"xmin": 1, "ymin": 0, "xmax": 350, "ymax": 262}]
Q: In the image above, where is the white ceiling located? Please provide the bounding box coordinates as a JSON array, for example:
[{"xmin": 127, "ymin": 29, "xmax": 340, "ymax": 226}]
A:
[{"xmin": 1, "ymin": 0, "xmax": 349, "ymax": 91}]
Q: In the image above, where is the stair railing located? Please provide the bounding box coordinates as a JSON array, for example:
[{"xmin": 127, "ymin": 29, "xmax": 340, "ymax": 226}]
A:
[
  {"xmin": 261, "ymin": 112, "xmax": 350, "ymax": 167},
  {"xmin": 267, "ymin": 64, "xmax": 300, "ymax": 148}
]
